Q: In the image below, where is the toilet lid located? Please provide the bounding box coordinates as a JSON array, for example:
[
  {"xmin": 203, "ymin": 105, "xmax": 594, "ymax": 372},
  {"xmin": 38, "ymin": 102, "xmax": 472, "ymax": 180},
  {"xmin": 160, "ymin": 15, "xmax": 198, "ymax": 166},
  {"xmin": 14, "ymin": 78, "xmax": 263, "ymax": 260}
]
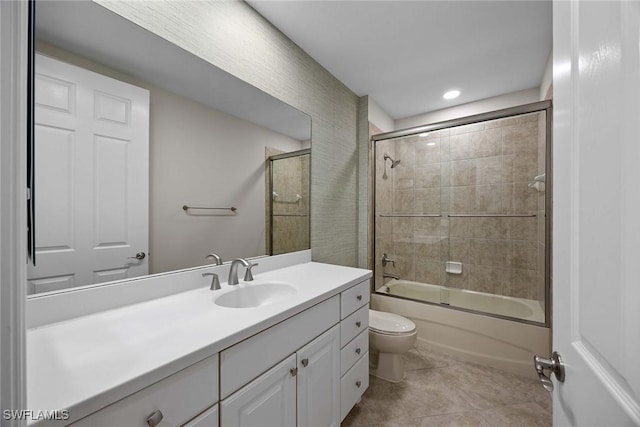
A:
[{"xmin": 369, "ymin": 310, "xmax": 416, "ymax": 335}]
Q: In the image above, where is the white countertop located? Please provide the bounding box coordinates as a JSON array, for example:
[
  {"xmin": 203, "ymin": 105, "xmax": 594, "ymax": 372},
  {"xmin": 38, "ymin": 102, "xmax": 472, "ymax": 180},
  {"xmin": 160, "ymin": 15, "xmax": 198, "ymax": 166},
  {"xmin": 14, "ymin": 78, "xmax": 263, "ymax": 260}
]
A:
[{"xmin": 27, "ymin": 261, "xmax": 371, "ymax": 425}]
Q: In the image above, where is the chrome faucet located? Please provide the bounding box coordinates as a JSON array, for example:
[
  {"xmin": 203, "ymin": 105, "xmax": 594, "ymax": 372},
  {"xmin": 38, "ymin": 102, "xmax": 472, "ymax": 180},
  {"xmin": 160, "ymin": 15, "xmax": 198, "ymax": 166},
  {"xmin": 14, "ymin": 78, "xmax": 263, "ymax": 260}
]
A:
[
  {"xmin": 382, "ymin": 253, "xmax": 395, "ymax": 267},
  {"xmin": 228, "ymin": 258, "xmax": 259, "ymax": 285},
  {"xmin": 383, "ymin": 273, "xmax": 400, "ymax": 280},
  {"xmin": 202, "ymin": 272, "xmax": 221, "ymax": 290},
  {"xmin": 205, "ymin": 253, "xmax": 223, "ymax": 265}
]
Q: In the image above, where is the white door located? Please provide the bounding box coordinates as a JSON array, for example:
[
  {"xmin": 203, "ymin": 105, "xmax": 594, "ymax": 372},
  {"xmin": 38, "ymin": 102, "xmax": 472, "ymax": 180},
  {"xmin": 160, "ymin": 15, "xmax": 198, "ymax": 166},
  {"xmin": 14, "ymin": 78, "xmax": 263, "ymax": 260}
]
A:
[
  {"xmin": 551, "ymin": 0, "xmax": 640, "ymax": 424},
  {"xmin": 297, "ymin": 324, "xmax": 341, "ymax": 427},
  {"xmin": 27, "ymin": 54, "xmax": 149, "ymax": 293},
  {"xmin": 221, "ymin": 354, "xmax": 297, "ymax": 427}
]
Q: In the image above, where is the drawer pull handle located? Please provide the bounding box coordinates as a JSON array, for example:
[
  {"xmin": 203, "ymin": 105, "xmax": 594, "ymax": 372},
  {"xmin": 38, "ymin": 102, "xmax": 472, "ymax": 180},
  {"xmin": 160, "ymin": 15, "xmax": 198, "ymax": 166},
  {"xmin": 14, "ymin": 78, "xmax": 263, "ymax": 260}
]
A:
[
  {"xmin": 290, "ymin": 367, "xmax": 298, "ymax": 376},
  {"xmin": 356, "ymin": 321, "xmax": 361, "ymax": 328},
  {"xmin": 357, "ymin": 295, "xmax": 363, "ymax": 301},
  {"xmin": 301, "ymin": 358, "xmax": 309, "ymax": 367},
  {"xmin": 356, "ymin": 380, "xmax": 362, "ymax": 388},
  {"xmin": 147, "ymin": 410, "xmax": 163, "ymax": 427},
  {"xmin": 355, "ymin": 347, "xmax": 361, "ymax": 355}
]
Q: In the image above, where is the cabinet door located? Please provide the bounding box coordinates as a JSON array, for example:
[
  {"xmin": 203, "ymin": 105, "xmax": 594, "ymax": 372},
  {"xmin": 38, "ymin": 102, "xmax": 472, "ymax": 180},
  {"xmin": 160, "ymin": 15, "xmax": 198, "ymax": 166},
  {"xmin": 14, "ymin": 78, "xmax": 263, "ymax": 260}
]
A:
[
  {"xmin": 297, "ymin": 324, "xmax": 341, "ymax": 427},
  {"xmin": 183, "ymin": 404, "xmax": 218, "ymax": 427},
  {"xmin": 221, "ymin": 354, "xmax": 296, "ymax": 427}
]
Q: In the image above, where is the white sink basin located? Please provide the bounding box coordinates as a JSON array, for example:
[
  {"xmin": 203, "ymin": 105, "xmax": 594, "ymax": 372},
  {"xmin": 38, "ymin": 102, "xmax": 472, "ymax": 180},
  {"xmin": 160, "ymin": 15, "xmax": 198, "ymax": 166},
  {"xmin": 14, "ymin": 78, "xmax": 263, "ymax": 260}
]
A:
[{"xmin": 214, "ymin": 282, "xmax": 297, "ymax": 308}]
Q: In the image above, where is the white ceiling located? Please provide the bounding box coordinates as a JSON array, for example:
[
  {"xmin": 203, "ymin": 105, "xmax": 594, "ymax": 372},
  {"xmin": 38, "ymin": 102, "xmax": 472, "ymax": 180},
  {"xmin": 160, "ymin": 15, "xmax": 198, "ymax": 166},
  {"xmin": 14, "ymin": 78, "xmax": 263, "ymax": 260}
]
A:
[{"xmin": 247, "ymin": 0, "xmax": 552, "ymax": 120}]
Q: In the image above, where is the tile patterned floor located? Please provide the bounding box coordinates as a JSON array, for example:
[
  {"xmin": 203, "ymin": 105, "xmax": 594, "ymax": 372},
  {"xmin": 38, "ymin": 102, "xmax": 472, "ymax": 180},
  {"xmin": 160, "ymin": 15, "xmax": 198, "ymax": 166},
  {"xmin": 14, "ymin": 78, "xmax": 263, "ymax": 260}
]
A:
[{"xmin": 342, "ymin": 343, "xmax": 552, "ymax": 427}]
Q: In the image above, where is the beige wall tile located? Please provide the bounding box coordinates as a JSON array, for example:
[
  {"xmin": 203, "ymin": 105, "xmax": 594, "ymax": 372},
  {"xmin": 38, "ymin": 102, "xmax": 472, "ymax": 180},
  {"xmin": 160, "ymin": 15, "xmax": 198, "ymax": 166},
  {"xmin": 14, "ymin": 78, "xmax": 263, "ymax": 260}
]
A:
[
  {"xmin": 450, "ymin": 159, "xmax": 476, "ymax": 186},
  {"xmin": 468, "ymin": 265, "xmax": 506, "ymax": 294},
  {"xmin": 449, "ymin": 218, "xmax": 469, "ymax": 237},
  {"xmin": 475, "ymin": 156, "xmax": 503, "ymax": 184},
  {"xmin": 393, "ymin": 217, "xmax": 414, "ymax": 240},
  {"xmin": 470, "ymin": 128, "xmax": 502, "ymax": 158},
  {"xmin": 415, "ymin": 164, "xmax": 441, "ymax": 188},
  {"xmin": 415, "ymin": 217, "xmax": 441, "ymax": 237},
  {"xmin": 394, "ymin": 189, "xmax": 416, "ymax": 213},
  {"xmin": 450, "ymin": 133, "xmax": 471, "ymax": 160},
  {"xmin": 395, "ymin": 255, "xmax": 415, "ymax": 281},
  {"xmin": 508, "ymin": 217, "xmax": 537, "ymax": 241},
  {"xmin": 415, "ymin": 236, "xmax": 441, "ymax": 260},
  {"xmin": 416, "ymin": 138, "xmax": 442, "ymax": 164},
  {"xmin": 396, "ymin": 139, "xmax": 417, "ymax": 167},
  {"xmin": 444, "ymin": 268, "xmax": 468, "ymax": 289},
  {"xmin": 505, "ymin": 269, "xmax": 537, "ymax": 299},
  {"xmin": 475, "ymin": 184, "xmax": 503, "ymax": 212},
  {"xmin": 513, "ymin": 183, "xmax": 538, "ymax": 212},
  {"xmin": 416, "ymin": 188, "xmax": 441, "ymax": 213},
  {"xmin": 415, "ymin": 259, "xmax": 443, "ymax": 285},
  {"xmin": 448, "ymin": 238, "xmax": 470, "ymax": 263},
  {"xmin": 468, "ymin": 218, "xmax": 508, "ymax": 239},
  {"xmin": 469, "ymin": 239, "xmax": 508, "ymax": 267},
  {"xmin": 502, "ymin": 123, "xmax": 538, "ymax": 154},
  {"xmin": 450, "ymin": 186, "xmax": 476, "ymax": 212},
  {"xmin": 508, "ymin": 241, "xmax": 537, "ymax": 270}
]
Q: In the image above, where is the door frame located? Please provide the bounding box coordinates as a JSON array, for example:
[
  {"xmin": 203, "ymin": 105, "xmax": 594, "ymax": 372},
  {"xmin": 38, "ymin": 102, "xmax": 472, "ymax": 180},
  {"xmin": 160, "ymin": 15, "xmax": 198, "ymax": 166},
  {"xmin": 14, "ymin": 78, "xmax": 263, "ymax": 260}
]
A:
[{"xmin": 0, "ymin": 0, "xmax": 29, "ymax": 423}]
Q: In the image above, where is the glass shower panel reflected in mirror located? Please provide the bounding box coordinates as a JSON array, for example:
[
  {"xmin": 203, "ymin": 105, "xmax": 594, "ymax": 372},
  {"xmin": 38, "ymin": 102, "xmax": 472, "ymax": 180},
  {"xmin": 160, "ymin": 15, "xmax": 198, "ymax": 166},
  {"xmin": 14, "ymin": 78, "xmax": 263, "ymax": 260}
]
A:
[
  {"xmin": 268, "ymin": 149, "xmax": 310, "ymax": 255},
  {"xmin": 373, "ymin": 106, "xmax": 549, "ymax": 325}
]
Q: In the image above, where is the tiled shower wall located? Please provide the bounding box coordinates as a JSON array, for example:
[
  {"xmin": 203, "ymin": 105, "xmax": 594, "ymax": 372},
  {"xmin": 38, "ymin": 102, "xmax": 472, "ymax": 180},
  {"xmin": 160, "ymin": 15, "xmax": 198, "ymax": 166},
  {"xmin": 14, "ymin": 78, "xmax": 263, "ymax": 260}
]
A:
[{"xmin": 375, "ymin": 112, "xmax": 546, "ymax": 302}]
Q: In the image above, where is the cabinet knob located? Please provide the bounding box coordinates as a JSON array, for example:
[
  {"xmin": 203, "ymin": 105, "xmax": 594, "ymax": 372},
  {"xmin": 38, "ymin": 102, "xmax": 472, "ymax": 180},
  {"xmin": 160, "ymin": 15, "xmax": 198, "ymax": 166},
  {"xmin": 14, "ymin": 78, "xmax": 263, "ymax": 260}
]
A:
[
  {"xmin": 357, "ymin": 295, "xmax": 363, "ymax": 301},
  {"xmin": 290, "ymin": 367, "xmax": 298, "ymax": 377},
  {"xmin": 301, "ymin": 358, "xmax": 309, "ymax": 367},
  {"xmin": 356, "ymin": 321, "xmax": 361, "ymax": 328},
  {"xmin": 356, "ymin": 380, "xmax": 362, "ymax": 388},
  {"xmin": 355, "ymin": 347, "xmax": 361, "ymax": 355},
  {"xmin": 146, "ymin": 410, "xmax": 163, "ymax": 427}
]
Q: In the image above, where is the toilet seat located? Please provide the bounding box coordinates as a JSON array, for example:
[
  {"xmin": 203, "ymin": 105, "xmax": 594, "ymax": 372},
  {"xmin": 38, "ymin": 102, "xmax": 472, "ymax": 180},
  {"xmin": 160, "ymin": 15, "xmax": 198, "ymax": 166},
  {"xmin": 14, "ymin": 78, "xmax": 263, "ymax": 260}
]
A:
[{"xmin": 369, "ymin": 310, "xmax": 416, "ymax": 336}]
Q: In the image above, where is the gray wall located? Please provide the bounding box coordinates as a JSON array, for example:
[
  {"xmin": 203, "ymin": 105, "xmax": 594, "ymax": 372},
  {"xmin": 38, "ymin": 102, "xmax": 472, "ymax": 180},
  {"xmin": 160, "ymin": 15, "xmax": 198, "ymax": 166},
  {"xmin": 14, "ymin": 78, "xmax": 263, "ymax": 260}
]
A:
[{"xmin": 97, "ymin": 0, "xmax": 360, "ymax": 266}]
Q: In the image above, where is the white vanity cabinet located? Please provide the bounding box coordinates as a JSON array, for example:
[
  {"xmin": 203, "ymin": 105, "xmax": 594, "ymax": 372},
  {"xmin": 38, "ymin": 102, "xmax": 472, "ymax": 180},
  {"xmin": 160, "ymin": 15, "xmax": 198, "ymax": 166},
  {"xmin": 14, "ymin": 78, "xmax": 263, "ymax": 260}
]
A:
[
  {"xmin": 221, "ymin": 354, "xmax": 297, "ymax": 426},
  {"xmin": 70, "ymin": 355, "xmax": 219, "ymax": 427},
  {"xmin": 221, "ymin": 325, "xmax": 341, "ymax": 427},
  {"xmin": 219, "ymin": 297, "xmax": 341, "ymax": 427}
]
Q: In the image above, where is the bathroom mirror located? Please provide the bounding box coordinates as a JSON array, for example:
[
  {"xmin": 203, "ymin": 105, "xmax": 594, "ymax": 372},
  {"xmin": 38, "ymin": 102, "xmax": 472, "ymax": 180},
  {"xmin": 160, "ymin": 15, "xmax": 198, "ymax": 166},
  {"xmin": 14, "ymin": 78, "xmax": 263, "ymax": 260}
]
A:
[{"xmin": 27, "ymin": 1, "xmax": 311, "ymax": 295}]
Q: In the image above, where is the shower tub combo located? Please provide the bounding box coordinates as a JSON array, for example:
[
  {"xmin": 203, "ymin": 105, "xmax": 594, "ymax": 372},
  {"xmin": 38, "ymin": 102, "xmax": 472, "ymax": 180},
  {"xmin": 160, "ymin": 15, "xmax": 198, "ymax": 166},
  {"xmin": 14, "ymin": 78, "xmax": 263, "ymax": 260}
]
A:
[{"xmin": 370, "ymin": 101, "xmax": 552, "ymax": 379}]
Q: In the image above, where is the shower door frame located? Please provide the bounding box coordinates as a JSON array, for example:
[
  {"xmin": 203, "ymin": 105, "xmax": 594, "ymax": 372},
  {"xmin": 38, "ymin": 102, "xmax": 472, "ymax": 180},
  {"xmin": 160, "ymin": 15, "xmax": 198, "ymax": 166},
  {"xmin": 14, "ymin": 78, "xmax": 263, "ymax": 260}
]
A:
[{"xmin": 370, "ymin": 100, "xmax": 552, "ymax": 328}]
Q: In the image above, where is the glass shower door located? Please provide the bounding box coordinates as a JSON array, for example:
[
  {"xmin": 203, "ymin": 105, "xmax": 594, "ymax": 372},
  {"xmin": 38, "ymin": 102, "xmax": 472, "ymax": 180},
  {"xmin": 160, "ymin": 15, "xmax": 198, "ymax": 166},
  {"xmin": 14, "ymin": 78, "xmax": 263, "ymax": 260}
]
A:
[{"xmin": 268, "ymin": 150, "xmax": 310, "ymax": 255}]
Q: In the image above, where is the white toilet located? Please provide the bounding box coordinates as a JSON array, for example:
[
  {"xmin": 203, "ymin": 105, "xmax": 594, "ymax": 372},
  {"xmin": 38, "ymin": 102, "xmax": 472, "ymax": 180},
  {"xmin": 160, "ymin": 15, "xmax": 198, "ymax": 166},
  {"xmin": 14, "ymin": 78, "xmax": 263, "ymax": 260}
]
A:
[{"xmin": 369, "ymin": 309, "xmax": 417, "ymax": 383}]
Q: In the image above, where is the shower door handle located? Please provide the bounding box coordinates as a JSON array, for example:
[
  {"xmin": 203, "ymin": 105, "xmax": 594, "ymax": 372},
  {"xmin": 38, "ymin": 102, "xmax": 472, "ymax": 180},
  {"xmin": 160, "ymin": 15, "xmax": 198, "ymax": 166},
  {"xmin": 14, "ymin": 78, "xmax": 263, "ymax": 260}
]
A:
[{"xmin": 533, "ymin": 351, "xmax": 565, "ymax": 392}]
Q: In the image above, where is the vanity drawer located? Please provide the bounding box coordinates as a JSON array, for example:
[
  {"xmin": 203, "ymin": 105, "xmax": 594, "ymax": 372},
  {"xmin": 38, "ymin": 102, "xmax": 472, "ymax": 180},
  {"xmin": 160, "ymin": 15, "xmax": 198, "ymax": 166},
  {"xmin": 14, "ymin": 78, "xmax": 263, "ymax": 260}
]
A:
[
  {"xmin": 71, "ymin": 354, "xmax": 218, "ymax": 427},
  {"xmin": 340, "ymin": 329, "xmax": 368, "ymax": 376},
  {"xmin": 183, "ymin": 404, "xmax": 218, "ymax": 427},
  {"xmin": 340, "ymin": 352, "xmax": 369, "ymax": 421},
  {"xmin": 220, "ymin": 295, "xmax": 339, "ymax": 399},
  {"xmin": 340, "ymin": 280, "xmax": 370, "ymax": 319},
  {"xmin": 340, "ymin": 304, "xmax": 369, "ymax": 347}
]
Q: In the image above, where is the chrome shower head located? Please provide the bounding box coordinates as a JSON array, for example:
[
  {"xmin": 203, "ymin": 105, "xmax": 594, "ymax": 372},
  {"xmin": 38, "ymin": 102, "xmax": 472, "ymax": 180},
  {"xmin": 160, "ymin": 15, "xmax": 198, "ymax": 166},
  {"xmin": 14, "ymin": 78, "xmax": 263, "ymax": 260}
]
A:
[{"xmin": 384, "ymin": 153, "xmax": 401, "ymax": 168}]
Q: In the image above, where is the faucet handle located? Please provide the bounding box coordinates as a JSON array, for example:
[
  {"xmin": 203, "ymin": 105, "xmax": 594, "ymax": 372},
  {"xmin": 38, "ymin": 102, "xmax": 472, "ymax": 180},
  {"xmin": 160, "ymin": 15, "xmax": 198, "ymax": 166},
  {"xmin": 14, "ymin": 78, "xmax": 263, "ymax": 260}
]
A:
[
  {"xmin": 244, "ymin": 262, "xmax": 259, "ymax": 282},
  {"xmin": 202, "ymin": 272, "xmax": 221, "ymax": 290}
]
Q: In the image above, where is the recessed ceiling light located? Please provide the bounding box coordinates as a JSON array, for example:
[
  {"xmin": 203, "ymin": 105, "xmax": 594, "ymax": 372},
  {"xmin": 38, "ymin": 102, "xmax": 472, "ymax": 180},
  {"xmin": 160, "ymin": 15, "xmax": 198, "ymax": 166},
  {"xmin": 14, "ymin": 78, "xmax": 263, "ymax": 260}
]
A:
[
  {"xmin": 419, "ymin": 132, "xmax": 430, "ymax": 137},
  {"xmin": 443, "ymin": 90, "xmax": 460, "ymax": 100},
  {"xmin": 427, "ymin": 142, "xmax": 436, "ymax": 146}
]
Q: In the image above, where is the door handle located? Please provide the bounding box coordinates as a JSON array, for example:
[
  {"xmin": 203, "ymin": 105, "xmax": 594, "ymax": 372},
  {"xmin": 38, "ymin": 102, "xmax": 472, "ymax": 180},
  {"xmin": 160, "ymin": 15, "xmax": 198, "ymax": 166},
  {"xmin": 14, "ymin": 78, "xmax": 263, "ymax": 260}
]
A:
[
  {"xmin": 128, "ymin": 252, "xmax": 146, "ymax": 260},
  {"xmin": 533, "ymin": 351, "xmax": 565, "ymax": 392}
]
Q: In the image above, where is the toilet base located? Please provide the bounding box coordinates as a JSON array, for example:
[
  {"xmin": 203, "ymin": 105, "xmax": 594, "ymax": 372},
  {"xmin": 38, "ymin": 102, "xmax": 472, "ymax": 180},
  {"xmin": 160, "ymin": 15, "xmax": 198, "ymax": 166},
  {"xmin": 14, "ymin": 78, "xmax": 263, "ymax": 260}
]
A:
[{"xmin": 370, "ymin": 352, "xmax": 406, "ymax": 383}]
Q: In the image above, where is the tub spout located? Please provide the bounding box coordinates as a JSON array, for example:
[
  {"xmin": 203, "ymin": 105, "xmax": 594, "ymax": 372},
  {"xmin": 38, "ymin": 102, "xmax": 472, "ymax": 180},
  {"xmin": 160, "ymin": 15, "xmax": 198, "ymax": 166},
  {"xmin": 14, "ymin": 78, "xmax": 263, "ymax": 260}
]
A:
[{"xmin": 383, "ymin": 273, "xmax": 400, "ymax": 280}]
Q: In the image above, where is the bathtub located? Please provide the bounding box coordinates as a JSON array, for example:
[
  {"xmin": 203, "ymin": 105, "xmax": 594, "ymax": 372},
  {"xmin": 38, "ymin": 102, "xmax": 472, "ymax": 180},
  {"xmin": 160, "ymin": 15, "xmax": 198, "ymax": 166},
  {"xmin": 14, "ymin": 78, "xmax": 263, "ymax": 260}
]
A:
[
  {"xmin": 379, "ymin": 279, "xmax": 545, "ymax": 323},
  {"xmin": 372, "ymin": 279, "xmax": 551, "ymax": 379}
]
